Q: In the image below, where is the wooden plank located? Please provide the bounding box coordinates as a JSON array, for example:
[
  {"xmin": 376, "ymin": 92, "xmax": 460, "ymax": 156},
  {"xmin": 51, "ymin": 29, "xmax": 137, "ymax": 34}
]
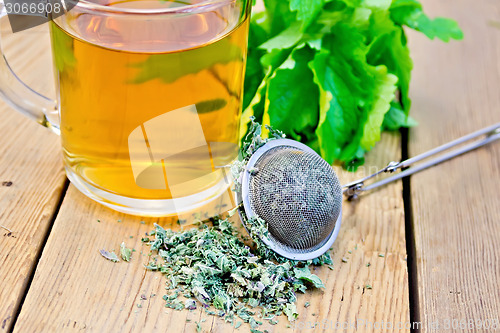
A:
[
  {"xmin": 408, "ymin": 0, "xmax": 500, "ymax": 330},
  {"xmin": 0, "ymin": 24, "xmax": 67, "ymax": 331},
  {"xmin": 13, "ymin": 131, "xmax": 409, "ymax": 332}
]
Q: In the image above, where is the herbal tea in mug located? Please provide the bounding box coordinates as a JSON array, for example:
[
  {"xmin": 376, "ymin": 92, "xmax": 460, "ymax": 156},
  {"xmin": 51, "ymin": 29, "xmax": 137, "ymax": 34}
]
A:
[{"xmin": 0, "ymin": 0, "xmax": 251, "ymax": 216}]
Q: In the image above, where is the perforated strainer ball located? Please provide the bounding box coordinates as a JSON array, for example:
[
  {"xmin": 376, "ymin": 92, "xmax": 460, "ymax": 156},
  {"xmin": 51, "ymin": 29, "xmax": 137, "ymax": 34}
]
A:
[{"xmin": 240, "ymin": 139, "xmax": 343, "ymax": 260}]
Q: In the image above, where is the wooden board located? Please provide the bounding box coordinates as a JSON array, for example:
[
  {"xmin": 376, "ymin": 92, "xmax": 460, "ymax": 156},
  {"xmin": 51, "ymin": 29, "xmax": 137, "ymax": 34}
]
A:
[
  {"xmin": 408, "ymin": 0, "xmax": 500, "ymax": 330},
  {"xmin": 12, "ymin": 132, "xmax": 409, "ymax": 332},
  {"xmin": 0, "ymin": 24, "xmax": 66, "ymax": 331}
]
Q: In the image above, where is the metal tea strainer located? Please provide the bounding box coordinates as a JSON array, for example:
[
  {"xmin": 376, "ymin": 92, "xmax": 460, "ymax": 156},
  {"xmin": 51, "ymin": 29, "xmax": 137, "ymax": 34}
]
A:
[{"xmin": 237, "ymin": 122, "xmax": 500, "ymax": 260}]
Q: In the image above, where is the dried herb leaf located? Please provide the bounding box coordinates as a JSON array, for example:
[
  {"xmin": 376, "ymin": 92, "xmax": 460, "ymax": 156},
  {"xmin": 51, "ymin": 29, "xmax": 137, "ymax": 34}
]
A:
[
  {"xmin": 293, "ymin": 267, "xmax": 325, "ymax": 289},
  {"xmin": 99, "ymin": 249, "xmax": 120, "ymax": 262},
  {"xmin": 195, "ymin": 319, "xmax": 206, "ymax": 332},
  {"xmin": 185, "ymin": 299, "xmax": 197, "ymax": 310},
  {"xmin": 120, "ymin": 242, "xmax": 132, "ymax": 262},
  {"xmin": 284, "ymin": 303, "xmax": 298, "ymax": 322},
  {"xmin": 144, "ymin": 219, "xmax": 327, "ymax": 328}
]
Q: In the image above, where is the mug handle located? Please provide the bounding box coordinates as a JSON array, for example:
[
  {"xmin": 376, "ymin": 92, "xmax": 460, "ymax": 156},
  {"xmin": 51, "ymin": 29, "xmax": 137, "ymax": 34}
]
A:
[{"xmin": 0, "ymin": 2, "xmax": 59, "ymax": 133}]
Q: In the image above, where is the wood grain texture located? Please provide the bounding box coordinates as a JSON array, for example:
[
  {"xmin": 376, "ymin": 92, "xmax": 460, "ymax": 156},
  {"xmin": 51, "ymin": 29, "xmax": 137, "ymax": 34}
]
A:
[
  {"xmin": 12, "ymin": 132, "xmax": 409, "ymax": 333},
  {"xmin": 0, "ymin": 24, "xmax": 66, "ymax": 331},
  {"xmin": 408, "ymin": 0, "xmax": 500, "ymax": 330}
]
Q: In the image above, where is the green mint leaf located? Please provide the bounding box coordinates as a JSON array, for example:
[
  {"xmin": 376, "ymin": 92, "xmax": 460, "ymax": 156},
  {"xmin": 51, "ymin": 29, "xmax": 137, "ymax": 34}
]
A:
[
  {"xmin": 289, "ymin": 0, "xmax": 325, "ymax": 30},
  {"xmin": 390, "ymin": 0, "xmax": 463, "ymax": 42},
  {"xmin": 310, "ymin": 24, "xmax": 397, "ymax": 164},
  {"xmin": 264, "ymin": 45, "xmax": 319, "ymax": 140},
  {"xmin": 262, "ymin": 0, "xmax": 297, "ymax": 36},
  {"xmin": 362, "ymin": 0, "xmax": 392, "ymax": 11},
  {"xmin": 309, "ymin": 27, "xmax": 366, "ymax": 163},
  {"xmin": 383, "ymin": 102, "xmax": 418, "ymax": 131},
  {"xmin": 415, "ymin": 16, "xmax": 464, "ymax": 42},
  {"xmin": 359, "ymin": 67, "xmax": 398, "ymax": 150},
  {"xmin": 367, "ymin": 10, "xmax": 413, "ymax": 114},
  {"xmin": 259, "ymin": 21, "xmax": 303, "ymax": 52},
  {"xmin": 260, "ymin": 48, "xmax": 294, "ymax": 70}
]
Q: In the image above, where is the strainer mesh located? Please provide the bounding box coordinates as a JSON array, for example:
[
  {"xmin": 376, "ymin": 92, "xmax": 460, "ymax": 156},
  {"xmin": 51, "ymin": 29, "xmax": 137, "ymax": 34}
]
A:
[{"xmin": 248, "ymin": 146, "xmax": 343, "ymax": 252}]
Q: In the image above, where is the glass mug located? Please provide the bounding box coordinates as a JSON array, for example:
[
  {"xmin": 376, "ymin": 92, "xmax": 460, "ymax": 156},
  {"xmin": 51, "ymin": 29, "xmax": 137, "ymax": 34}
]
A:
[{"xmin": 0, "ymin": 0, "xmax": 251, "ymax": 216}]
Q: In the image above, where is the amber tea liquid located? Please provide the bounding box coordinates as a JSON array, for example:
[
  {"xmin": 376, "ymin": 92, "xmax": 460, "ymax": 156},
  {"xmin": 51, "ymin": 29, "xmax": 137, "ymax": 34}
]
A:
[{"xmin": 50, "ymin": 0, "xmax": 249, "ymax": 214}]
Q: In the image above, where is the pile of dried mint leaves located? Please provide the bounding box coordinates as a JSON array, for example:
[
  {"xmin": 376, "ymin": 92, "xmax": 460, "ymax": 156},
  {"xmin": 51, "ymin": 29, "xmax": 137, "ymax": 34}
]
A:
[
  {"xmin": 138, "ymin": 118, "xmax": 334, "ymax": 331},
  {"xmin": 143, "ymin": 218, "xmax": 331, "ymax": 330}
]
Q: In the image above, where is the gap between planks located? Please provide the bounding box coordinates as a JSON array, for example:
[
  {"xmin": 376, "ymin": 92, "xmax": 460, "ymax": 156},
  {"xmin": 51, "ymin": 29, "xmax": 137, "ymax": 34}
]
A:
[{"xmin": 5, "ymin": 180, "xmax": 69, "ymax": 333}]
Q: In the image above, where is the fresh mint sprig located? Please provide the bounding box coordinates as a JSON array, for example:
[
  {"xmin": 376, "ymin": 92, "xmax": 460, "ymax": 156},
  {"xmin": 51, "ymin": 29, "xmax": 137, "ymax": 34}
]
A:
[{"xmin": 243, "ymin": 0, "xmax": 463, "ymax": 168}]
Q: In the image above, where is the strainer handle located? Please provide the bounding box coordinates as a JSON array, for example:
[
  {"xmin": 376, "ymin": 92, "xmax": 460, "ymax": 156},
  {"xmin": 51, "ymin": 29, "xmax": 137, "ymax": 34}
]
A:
[{"xmin": 344, "ymin": 123, "xmax": 500, "ymax": 199}]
